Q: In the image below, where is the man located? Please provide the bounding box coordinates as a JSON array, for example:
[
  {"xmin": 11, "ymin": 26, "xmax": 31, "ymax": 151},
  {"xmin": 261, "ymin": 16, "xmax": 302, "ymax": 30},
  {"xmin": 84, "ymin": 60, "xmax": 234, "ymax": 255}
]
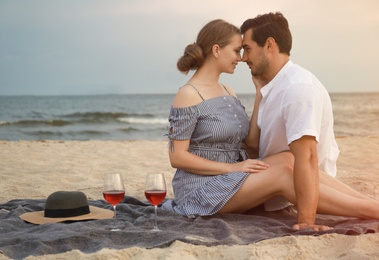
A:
[{"xmin": 241, "ymin": 12, "xmax": 340, "ymax": 230}]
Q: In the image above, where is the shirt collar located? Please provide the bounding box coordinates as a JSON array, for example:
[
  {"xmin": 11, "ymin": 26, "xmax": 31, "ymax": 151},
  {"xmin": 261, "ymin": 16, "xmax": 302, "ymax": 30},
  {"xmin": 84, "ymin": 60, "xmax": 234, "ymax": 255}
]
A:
[{"xmin": 260, "ymin": 60, "xmax": 293, "ymax": 97}]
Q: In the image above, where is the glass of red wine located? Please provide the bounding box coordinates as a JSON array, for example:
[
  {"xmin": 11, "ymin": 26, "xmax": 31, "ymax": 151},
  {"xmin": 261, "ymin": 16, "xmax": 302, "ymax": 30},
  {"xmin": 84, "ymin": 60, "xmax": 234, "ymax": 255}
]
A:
[
  {"xmin": 103, "ymin": 173, "xmax": 125, "ymax": 231},
  {"xmin": 144, "ymin": 173, "xmax": 166, "ymax": 231}
]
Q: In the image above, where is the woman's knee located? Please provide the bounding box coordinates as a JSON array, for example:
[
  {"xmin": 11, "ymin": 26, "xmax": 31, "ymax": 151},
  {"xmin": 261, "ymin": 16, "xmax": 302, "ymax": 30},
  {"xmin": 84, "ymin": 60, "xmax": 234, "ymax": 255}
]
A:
[
  {"xmin": 263, "ymin": 151, "xmax": 294, "ymax": 168},
  {"xmin": 269, "ymin": 161, "xmax": 294, "ymax": 188}
]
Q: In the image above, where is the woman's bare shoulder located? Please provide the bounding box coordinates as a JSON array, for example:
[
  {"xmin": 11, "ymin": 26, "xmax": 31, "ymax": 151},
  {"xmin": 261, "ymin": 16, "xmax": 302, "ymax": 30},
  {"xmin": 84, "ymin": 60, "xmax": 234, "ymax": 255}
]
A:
[{"xmin": 172, "ymin": 84, "xmax": 203, "ymax": 108}]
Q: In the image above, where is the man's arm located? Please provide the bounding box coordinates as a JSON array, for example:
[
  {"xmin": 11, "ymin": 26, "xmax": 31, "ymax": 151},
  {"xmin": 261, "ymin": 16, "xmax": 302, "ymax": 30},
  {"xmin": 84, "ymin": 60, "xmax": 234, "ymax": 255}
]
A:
[{"xmin": 289, "ymin": 135, "xmax": 329, "ymax": 230}]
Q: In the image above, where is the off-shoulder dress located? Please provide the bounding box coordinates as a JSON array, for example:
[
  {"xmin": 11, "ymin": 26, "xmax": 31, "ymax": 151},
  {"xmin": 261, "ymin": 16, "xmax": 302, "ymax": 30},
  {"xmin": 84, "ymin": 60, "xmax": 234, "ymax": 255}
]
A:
[{"xmin": 162, "ymin": 86, "xmax": 251, "ymax": 217}]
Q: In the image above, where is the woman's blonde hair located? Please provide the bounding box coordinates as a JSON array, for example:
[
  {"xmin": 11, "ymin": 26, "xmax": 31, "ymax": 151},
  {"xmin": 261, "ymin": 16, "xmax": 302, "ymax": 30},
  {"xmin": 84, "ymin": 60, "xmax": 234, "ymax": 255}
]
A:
[{"xmin": 177, "ymin": 19, "xmax": 240, "ymax": 74}]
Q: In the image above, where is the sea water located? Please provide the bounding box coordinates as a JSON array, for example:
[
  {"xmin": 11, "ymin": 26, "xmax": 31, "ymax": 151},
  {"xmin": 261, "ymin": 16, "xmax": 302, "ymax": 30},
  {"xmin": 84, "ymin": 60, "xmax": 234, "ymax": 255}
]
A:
[{"xmin": 0, "ymin": 93, "xmax": 378, "ymax": 141}]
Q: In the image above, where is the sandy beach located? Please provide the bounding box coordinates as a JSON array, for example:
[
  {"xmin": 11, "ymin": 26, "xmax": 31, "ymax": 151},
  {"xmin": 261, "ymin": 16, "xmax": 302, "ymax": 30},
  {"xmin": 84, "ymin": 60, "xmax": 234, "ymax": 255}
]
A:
[{"xmin": 1, "ymin": 136, "xmax": 379, "ymax": 259}]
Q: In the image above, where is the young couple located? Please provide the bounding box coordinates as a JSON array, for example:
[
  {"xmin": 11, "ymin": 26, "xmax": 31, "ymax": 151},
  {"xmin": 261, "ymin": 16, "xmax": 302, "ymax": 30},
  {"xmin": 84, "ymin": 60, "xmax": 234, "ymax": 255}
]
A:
[{"xmin": 162, "ymin": 12, "xmax": 379, "ymax": 231}]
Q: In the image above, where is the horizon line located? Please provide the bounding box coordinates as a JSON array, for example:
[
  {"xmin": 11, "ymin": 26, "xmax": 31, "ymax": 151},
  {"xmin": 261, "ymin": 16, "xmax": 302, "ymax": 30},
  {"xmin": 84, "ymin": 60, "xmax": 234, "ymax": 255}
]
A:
[{"xmin": 1, "ymin": 90, "xmax": 379, "ymax": 97}]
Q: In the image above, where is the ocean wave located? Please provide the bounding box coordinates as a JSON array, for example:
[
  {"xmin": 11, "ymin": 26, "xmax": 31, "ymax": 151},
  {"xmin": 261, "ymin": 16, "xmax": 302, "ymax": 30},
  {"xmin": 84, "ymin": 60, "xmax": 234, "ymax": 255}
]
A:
[
  {"xmin": 0, "ymin": 119, "xmax": 72, "ymax": 127},
  {"xmin": 118, "ymin": 117, "xmax": 167, "ymax": 125},
  {"xmin": 63, "ymin": 111, "xmax": 129, "ymax": 119},
  {"xmin": 0, "ymin": 112, "xmax": 162, "ymax": 127},
  {"xmin": 24, "ymin": 130, "xmax": 109, "ymax": 137},
  {"xmin": 62, "ymin": 112, "xmax": 158, "ymax": 123},
  {"xmin": 120, "ymin": 127, "xmax": 140, "ymax": 133}
]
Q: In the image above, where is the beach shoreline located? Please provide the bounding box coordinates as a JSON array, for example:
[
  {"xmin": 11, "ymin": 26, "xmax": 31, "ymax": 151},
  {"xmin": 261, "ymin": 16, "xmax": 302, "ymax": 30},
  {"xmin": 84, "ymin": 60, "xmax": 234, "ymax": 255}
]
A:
[{"xmin": 1, "ymin": 136, "xmax": 378, "ymax": 259}]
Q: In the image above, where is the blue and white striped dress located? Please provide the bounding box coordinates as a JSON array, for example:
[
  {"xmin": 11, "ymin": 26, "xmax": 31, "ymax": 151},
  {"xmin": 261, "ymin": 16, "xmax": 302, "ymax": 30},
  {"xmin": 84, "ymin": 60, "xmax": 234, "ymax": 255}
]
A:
[{"xmin": 162, "ymin": 92, "xmax": 251, "ymax": 217}]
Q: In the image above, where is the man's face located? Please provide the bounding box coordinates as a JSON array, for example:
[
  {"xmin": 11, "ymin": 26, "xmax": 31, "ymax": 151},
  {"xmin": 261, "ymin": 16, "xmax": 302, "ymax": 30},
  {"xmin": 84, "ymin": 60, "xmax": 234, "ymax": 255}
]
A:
[{"xmin": 242, "ymin": 29, "xmax": 268, "ymax": 77}]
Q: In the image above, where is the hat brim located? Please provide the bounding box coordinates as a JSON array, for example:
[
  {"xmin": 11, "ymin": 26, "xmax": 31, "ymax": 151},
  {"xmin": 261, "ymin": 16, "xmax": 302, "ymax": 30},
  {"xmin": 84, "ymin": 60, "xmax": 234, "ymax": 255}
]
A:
[{"xmin": 20, "ymin": 206, "xmax": 114, "ymax": 225}]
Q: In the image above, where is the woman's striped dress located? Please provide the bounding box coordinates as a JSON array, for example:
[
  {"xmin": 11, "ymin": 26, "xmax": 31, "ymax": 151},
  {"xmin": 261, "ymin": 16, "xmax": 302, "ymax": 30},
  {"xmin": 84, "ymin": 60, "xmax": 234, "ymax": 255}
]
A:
[{"xmin": 162, "ymin": 94, "xmax": 251, "ymax": 217}]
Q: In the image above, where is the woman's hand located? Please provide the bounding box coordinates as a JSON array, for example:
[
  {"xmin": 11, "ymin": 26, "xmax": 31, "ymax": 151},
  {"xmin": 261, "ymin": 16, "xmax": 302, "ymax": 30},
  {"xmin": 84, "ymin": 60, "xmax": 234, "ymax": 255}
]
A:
[
  {"xmin": 252, "ymin": 75, "xmax": 266, "ymax": 91},
  {"xmin": 229, "ymin": 159, "xmax": 270, "ymax": 173}
]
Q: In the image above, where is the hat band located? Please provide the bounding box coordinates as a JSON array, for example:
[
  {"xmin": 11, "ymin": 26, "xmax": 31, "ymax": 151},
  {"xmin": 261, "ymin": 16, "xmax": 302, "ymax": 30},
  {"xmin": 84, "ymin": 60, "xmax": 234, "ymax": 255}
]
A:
[{"xmin": 44, "ymin": 205, "xmax": 90, "ymax": 218}]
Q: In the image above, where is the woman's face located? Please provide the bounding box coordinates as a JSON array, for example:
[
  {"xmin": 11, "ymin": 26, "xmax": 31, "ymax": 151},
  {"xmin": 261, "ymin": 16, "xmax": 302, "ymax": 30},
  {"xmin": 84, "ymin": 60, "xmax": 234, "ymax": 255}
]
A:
[{"xmin": 218, "ymin": 34, "xmax": 242, "ymax": 74}]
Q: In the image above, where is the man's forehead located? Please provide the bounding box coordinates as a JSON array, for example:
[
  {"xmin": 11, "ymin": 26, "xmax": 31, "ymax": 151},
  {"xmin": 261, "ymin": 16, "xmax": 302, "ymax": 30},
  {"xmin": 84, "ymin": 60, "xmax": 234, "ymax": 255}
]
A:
[
  {"xmin": 242, "ymin": 37, "xmax": 253, "ymax": 47},
  {"xmin": 243, "ymin": 28, "xmax": 253, "ymax": 37},
  {"xmin": 242, "ymin": 29, "xmax": 253, "ymax": 46}
]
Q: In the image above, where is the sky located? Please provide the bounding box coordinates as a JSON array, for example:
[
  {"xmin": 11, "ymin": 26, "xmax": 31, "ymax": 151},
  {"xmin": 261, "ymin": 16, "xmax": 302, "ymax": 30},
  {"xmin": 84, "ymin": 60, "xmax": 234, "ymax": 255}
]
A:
[{"xmin": 0, "ymin": 0, "xmax": 378, "ymax": 95}]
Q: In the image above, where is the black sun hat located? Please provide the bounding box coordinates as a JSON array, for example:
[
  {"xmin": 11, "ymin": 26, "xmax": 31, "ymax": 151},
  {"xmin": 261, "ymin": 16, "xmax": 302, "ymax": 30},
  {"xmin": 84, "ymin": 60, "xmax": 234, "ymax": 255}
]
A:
[{"xmin": 20, "ymin": 191, "xmax": 114, "ymax": 224}]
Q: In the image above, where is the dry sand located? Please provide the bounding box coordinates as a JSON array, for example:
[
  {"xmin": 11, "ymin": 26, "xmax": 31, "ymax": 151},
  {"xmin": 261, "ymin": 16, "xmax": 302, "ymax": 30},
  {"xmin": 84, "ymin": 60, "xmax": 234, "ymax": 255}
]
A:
[{"xmin": 0, "ymin": 136, "xmax": 378, "ymax": 259}]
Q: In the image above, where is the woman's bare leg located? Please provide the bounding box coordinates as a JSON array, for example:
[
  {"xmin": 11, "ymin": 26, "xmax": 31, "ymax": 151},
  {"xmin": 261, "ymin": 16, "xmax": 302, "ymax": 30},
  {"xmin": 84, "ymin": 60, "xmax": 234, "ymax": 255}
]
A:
[
  {"xmin": 220, "ymin": 152, "xmax": 379, "ymax": 220},
  {"xmin": 261, "ymin": 151, "xmax": 373, "ymax": 201},
  {"xmin": 314, "ymin": 183, "xmax": 379, "ymax": 219},
  {"xmin": 262, "ymin": 152, "xmax": 376, "ymax": 202},
  {"xmin": 318, "ymin": 170, "xmax": 374, "ymax": 201},
  {"xmin": 220, "ymin": 152, "xmax": 295, "ymax": 213}
]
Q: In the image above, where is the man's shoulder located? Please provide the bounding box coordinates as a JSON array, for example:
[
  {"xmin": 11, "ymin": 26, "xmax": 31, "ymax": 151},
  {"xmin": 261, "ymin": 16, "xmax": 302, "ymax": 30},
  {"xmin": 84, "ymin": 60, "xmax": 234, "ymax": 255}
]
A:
[
  {"xmin": 282, "ymin": 63, "xmax": 329, "ymax": 97},
  {"xmin": 286, "ymin": 63, "xmax": 315, "ymax": 84}
]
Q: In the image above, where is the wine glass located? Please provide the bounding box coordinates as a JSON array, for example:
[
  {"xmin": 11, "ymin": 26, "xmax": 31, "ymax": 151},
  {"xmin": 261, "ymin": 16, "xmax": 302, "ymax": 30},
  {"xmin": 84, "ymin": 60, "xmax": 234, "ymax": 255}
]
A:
[
  {"xmin": 103, "ymin": 173, "xmax": 125, "ymax": 231},
  {"xmin": 144, "ymin": 173, "xmax": 166, "ymax": 231}
]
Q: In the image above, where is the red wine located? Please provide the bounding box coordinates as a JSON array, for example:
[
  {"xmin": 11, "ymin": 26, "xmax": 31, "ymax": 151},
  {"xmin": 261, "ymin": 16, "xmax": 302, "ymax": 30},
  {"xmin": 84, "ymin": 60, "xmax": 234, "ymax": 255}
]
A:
[
  {"xmin": 103, "ymin": 190, "xmax": 125, "ymax": 206},
  {"xmin": 145, "ymin": 190, "xmax": 166, "ymax": 206}
]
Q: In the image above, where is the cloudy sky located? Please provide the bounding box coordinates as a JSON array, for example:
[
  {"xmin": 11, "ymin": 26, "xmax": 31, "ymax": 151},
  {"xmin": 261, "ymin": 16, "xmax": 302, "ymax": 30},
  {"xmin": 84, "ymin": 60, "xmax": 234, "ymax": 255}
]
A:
[{"xmin": 0, "ymin": 0, "xmax": 378, "ymax": 95}]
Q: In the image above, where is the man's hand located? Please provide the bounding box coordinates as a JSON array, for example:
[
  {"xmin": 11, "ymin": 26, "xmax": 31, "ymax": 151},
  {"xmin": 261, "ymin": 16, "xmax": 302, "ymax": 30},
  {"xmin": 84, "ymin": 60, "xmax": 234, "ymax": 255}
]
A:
[{"xmin": 293, "ymin": 222, "xmax": 333, "ymax": 231}]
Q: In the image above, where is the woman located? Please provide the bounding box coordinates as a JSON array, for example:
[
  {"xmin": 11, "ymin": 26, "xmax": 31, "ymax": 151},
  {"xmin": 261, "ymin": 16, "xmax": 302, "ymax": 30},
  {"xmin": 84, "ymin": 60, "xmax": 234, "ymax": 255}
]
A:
[{"xmin": 162, "ymin": 19, "xmax": 379, "ymax": 230}]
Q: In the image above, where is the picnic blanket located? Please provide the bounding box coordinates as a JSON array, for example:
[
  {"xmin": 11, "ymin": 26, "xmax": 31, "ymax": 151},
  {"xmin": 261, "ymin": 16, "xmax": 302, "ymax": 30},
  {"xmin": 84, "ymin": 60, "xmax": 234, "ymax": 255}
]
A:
[{"xmin": 1, "ymin": 196, "xmax": 378, "ymax": 259}]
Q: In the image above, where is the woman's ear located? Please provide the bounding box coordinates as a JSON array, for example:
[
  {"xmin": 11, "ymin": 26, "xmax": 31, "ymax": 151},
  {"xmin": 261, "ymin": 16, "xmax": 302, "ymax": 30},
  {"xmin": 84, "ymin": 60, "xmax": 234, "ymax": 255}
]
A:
[{"xmin": 212, "ymin": 44, "xmax": 220, "ymax": 58}]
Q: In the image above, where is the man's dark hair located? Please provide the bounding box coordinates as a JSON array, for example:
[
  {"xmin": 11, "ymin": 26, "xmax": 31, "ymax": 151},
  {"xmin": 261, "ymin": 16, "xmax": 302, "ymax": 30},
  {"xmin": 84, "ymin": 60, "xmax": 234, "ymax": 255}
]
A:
[{"xmin": 241, "ymin": 12, "xmax": 292, "ymax": 55}]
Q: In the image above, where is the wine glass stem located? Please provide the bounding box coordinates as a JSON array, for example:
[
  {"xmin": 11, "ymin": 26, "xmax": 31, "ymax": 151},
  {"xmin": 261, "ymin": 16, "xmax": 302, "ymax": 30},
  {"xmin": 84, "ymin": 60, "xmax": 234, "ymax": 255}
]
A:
[
  {"xmin": 113, "ymin": 205, "xmax": 117, "ymax": 218},
  {"xmin": 154, "ymin": 205, "xmax": 158, "ymax": 229}
]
